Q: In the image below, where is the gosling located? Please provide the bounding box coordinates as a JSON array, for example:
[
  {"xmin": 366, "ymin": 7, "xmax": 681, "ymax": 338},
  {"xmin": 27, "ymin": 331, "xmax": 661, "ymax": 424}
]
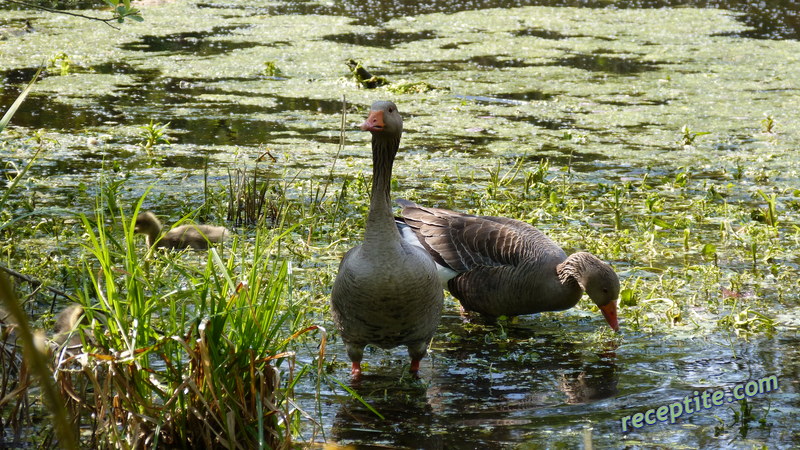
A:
[
  {"xmin": 53, "ymin": 303, "xmax": 85, "ymax": 349},
  {"xmin": 134, "ymin": 211, "xmax": 228, "ymax": 250}
]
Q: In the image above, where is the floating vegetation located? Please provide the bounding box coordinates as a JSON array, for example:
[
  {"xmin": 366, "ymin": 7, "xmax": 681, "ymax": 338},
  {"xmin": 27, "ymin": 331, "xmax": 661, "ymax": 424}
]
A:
[
  {"xmin": 385, "ymin": 80, "xmax": 444, "ymax": 94},
  {"xmin": 678, "ymin": 124, "xmax": 711, "ymax": 147},
  {"xmin": 263, "ymin": 60, "xmax": 283, "ymax": 77},
  {"xmin": 346, "ymin": 59, "xmax": 389, "ymax": 88},
  {"xmin": 47, "ymin": 53, "xmax": 71, "ymax": 76},
  {"xmin": 138, "ymin": 120, "xmax": 171, "ymax": 160}
]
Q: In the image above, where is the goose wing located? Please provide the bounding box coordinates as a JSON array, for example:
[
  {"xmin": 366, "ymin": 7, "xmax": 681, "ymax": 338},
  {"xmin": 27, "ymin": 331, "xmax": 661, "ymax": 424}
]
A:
[{"xmin": 397, "ymin": 200, "xmax": 547, "ymax": 273}]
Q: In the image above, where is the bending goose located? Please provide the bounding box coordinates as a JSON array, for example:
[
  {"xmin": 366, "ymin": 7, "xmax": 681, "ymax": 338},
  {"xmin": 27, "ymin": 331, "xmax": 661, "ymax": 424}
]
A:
[
  {"xmin": 396, "ymin": 199, "xmax": 620, "ymax": 331},
  {"xmin": 331, "ymin": 101, "xmax": 444, "ymax": 377},
  {"xmin": 134, "ymin": 211, "xmax": 228, "ymax": 250}
]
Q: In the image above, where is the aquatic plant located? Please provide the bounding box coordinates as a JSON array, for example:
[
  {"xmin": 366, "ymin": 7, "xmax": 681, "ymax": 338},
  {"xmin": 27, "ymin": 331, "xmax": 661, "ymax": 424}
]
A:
[
  {"xmin": 755, "ymin": 189, "xmax": 778, "ymax": 228},
  {"xmin": 386, "ymin": 80, "xmax": 442, "ymax": 94},
  {"xmin": 760, "ymin": 114, "xmax": 775, "ymax": 134},
  {"xmin": 138, "ymin": 120, "xmax": 171, "ymax": 159},
  {"xmin": 263, "ymin": 61, "xmax": 283, "ymax": 77},
  {"xmin": 346, "ymin": 59, "xmax": 389, "ymax": 89},
  {"xmin": 485, "ymin": 158, "xmax": 523, "ymax": 200},
  {"xmin": 678, "ymin": 124, "xmax": 711, "ymax": 147},
  {"xmin": 47, "ymin": 53, "xmax": 71, "ymax": 76},
  {"xmin": 227, "ymin": 160, "xmax": 281, "ymax": 227}
]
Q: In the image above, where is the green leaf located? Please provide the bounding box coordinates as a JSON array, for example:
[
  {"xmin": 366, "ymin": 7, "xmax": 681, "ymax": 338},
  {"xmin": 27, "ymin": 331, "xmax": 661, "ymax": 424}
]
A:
[
  {"xmin": 620, "ymin": 288, "xmax": 637, "ymax": 307},
  {"xmin": 652, "ymin": 217, "xmax": 671, "ymax": 229},
  {"xmin": 701, "ymin": 243, "xmax": 717, "ymax": 259}
]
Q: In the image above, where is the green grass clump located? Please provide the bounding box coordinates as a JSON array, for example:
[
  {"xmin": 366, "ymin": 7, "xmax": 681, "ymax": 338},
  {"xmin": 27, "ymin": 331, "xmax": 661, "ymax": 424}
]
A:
[{"xmin": 49, "ymin": 193, "xmax": 324, "ymax": 448}]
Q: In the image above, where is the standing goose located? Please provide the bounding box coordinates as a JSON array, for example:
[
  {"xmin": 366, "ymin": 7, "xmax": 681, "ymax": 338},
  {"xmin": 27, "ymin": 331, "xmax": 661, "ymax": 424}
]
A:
[
  {"xmin": 331, "ymin": 101, "xmax": 444, "ymax": 377},
  {"xmin": 134, "ymin": 211, "xmax": 228, "ymax": 250},
  {"xmin": 396, "ymin": 199, "xmax": 620, "ymax": 331}
]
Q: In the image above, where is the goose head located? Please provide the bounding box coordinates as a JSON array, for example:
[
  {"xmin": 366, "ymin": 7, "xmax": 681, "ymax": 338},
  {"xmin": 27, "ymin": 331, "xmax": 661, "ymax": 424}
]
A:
[
  {"xmin": 361, "ymin": 100, "xmax": 403, "ymax": 137},
  {"xmin": 559, "ymin": 252, "xmax": 621, "ymax": 331},
  {"xmin": 134, "ymin": 212, "xmax": 162, "ymax": 235},
  {"xmin": 134, "ymin": 212, "xmax": 163, "ymax": 247}
]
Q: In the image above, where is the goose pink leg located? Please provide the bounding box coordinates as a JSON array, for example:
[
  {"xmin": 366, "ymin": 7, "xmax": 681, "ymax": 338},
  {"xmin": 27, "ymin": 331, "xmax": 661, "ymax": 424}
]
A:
[{"xmin": 351, "ymin": 361, "xmax": 362, "ymax": 377}]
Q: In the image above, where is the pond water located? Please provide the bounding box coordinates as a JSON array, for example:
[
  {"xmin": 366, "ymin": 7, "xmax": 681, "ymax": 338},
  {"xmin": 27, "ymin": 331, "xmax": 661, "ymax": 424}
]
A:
[{"xmin": 2, "ymin": 0, "xmax": 800, "ymax": 448}]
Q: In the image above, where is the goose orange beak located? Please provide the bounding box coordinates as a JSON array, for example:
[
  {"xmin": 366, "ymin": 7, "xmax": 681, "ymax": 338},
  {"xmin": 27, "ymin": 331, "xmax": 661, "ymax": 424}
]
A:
[
  {"xmin": 599, "ymin": 301, "xmax": 619, "ymax": 332},
  {"xmin": 360, "ymin": 110, "xmax": 385, "ymax": 132}
]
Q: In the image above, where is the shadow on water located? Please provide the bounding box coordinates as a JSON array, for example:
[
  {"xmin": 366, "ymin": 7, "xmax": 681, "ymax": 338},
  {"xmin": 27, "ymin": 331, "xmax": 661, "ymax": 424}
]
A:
[
  {"xmin": 0, "ymin": 89, "xmax": 124, "ymax": 130},
  {"xmin": 512, "ymin": 26, "xmax": 572, "ymax": 40},
  {"xmin": 389, "ymin": 55, "xmax": 535, "ymax": 74},
  {"xmin": 494, "ymin": 90, "xmax": 556, "ymax": 102},
  {"xmin": 322, "ymin": 29, "xmax": 438, "ymax": 48},
  {"xmin": 502, "ymin": 113, "xmax": 574, "ymax": 130},
  {"xmin": 118, "ymin": 25, "xmax": 276, "ymax": 56},
  {"xmin": 551, "ymin": 53, "xmax": 661, "ymax": 74}
]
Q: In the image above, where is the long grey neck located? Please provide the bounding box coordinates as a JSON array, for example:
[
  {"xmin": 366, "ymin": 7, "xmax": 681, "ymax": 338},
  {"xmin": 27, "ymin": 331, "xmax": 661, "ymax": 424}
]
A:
[{"xmin": 364, "ymin": 134, "xmax": 401, "ymax": 249}]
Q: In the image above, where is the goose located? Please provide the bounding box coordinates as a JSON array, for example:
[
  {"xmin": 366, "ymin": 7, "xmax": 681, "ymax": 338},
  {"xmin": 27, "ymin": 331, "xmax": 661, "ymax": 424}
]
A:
[
  {"xmin": 134, "ymin": 211, "xmax": 228, "ymax": 250},
  {"xmin": 330, "ymin": 101, "xmax": 444, "ymax": 377},
  {"xmin": 395, "ymin": 199, "xmax": 620, "ymax": 331}
]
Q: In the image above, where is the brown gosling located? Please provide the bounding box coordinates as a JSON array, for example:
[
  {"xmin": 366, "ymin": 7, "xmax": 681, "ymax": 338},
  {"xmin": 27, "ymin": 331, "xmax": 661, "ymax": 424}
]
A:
[
  {"xmin": 52, "ymin": 303, "xmax": 85, "ymax": 349},
  {"xmin": 134, "ymin": 211, "xmax": 228, "ymax": 250}
]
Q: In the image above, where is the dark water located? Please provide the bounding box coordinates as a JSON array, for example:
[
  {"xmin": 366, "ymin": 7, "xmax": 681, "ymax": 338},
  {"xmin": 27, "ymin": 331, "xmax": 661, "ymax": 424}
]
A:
[{"xmin": 2, "ymin": 0, "xmax": 799, "ymax": 448}]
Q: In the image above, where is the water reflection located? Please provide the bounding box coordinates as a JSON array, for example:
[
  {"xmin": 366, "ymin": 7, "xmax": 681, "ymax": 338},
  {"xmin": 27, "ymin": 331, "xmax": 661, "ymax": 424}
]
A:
[
  {"xmin": 326, "ymin": 314, "xmax": 621, "ymax": 447},
  {"xmin": 3, "ymin": 1, "xmax": 800, "ymax": 448},
  {"xmin": 331, "ymin": 375, "xmax": 443, "ymax": 448},
  {"xmin": 0, "ymin": 63, "xmax": 348, "ymax": 147},
  {"xmin": 559, "ymin": 348, "xmax": 619, "ymax": 404}
]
